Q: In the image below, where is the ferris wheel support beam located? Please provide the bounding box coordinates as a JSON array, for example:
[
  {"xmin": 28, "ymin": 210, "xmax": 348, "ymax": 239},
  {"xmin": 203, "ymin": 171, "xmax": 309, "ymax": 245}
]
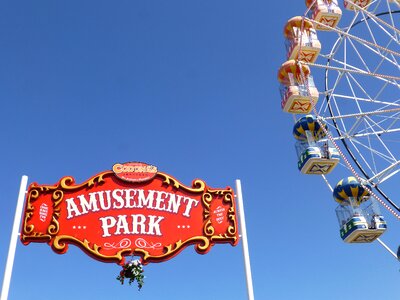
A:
[
  {"xmin": 309, "ymin": 15, "xmax": 400, "ymax": 58},
  {"xmin": 322, "ymin": 127, "xmax": 400, "ymax": 141},
  {"xmin": 376, "ymin": 168, "xmax": 400, "ymax": 185},
  {"xmin": 323, "ymin": 56, "xmax": 400, "ymax": 211},
  {"xmin": 376, "ymin": 238, "xmax": 398, "ymax": 260},
  {"xmin": 346, "ymin": 33, "xmax": 400, "ymax": 73},
  {"xmin": 321, "ymin": 92, "xmax": 400, "ymax": 107},
  {"xmin": 351, "ymin": 2, "xmax": 400, "ymax": 36},
  {"xmin": 346, "ymin": 116, "xmax": 363, "ymax": 137},
  {"xmin": 306, "ymin": 61, "xmax": 400, "ymax": 83},
  {"xmin": 321, "ymin": 107, "xmax": 400, "ymax": 120},
  {"xmin": 307, "ymin": 10, "xmax": 400, "ymax": 56},
  {"xmin": 320, "ymin": 56, "xmax": 400, "ymax": 87},
  {"xmin": 325, "ymin": 86, "xmax": 400, "ymax": 211},
  {"xmin": 368, "ymin": 160, "xmax": 400, "ymax": 184},
  {"xmin": 296, "ymin": 1, "xmax": 400, "ymax": 262}
]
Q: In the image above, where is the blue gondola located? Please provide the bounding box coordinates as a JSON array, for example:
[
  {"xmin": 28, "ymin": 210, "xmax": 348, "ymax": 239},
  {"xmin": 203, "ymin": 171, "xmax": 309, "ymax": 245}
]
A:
[
  {"xmin": 334, "ymin": 177, "xmax": 387, "ymax": 243},
  {"xmin": 293, "ymin": 115, "xmax": 340, "ymax": 174}
]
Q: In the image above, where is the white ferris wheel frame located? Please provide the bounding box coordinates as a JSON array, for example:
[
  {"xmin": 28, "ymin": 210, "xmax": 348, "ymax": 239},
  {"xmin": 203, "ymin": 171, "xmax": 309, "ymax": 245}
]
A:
[{"xmin": 299, "ymin": 1, "xmax": 400, "ymax": 219}]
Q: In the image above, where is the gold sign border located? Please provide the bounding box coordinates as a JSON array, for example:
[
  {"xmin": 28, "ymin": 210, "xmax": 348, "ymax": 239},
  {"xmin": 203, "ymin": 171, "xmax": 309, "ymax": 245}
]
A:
[{"xmin": 21, "ymin": 171, "xmax": 238, "ymax": 264}]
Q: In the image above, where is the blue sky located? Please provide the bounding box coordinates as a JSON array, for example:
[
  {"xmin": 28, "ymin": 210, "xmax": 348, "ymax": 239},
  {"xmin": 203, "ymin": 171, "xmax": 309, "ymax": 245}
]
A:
[{"xmin": 1, "ymin": 1, "xmax": 399, "ymax": 299}]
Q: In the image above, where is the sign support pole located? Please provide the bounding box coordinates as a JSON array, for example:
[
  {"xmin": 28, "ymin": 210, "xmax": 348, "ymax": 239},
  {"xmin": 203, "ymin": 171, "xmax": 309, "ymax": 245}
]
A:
[
  {"xmin": 1, "ymin": 176, "xmax": 28, "ymax": 300},
  {"xmin": 235, "ymin": 179, "xmax": 255, "ymax": 300}
]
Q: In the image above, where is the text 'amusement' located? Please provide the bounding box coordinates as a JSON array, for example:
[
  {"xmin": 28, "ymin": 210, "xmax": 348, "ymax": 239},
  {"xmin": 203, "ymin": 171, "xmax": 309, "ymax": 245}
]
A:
[{"xmin": 65, "ymin": 188, "xmax": 200, "ymax": 237}]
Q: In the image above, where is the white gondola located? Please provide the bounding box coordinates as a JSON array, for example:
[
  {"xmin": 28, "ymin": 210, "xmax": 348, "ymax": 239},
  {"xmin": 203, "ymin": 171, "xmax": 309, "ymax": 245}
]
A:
[
  {"xmin": 306, "ymin": 0, "xmax": 342, "ymax": 30},
  {"xmin": 278, "ymin": 60, "xmax": 319, "ymax": 114},
  {"xmin": 284, "ymin": 16, "xmax": 321, "ymax": 63},
  {"xmin": 343, "ymin": 0, "xmax": 373, "ymax": 10}
]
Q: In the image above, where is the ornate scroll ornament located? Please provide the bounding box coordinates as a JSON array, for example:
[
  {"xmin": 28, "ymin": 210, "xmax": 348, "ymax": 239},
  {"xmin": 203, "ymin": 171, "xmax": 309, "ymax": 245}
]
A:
[
  {"xmin": 21, "ymin": 172, "xmax": 109, "ymax": 244},
  {"xmin": 134, "ymin": 238, "xmax": 162, "ymax": 250},
  {"xmin": 104, "ymin": 238, "xmax": 133, "ymax": 250}
]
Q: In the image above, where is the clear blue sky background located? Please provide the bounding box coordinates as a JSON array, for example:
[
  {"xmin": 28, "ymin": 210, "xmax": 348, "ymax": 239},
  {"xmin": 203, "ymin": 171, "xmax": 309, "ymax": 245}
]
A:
[{"xmin": 1, "ymin": 1, "xmax": 399, "ymax": 299}]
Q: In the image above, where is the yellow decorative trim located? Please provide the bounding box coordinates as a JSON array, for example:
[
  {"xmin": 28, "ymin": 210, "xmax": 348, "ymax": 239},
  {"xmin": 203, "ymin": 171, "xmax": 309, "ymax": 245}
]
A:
[
  {"xmin": 157, "ymin": 172, "xmax": 206, "ymax": 193},
  {"xmin": 204, "ymin": 220, "xmax": 215, "ymax": 236},
  {"xmin": 22, "ymin": 172, "xmax": 112, "ymax": 243},
  {"xmin": 21, "ymin": 171, "xmax": 239, "ymax": 264},
  {"xmin": 20, "ymin": 232, "xmax": 52, "ymax": 243},
  {"xmin": 59, "ymin": 172, "xmax": 109, "ymax": 190}
]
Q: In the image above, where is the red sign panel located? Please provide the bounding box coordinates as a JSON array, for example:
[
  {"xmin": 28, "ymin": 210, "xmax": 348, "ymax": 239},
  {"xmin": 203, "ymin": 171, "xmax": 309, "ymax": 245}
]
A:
[{"xmin": 20, "ymin": 164, "xmax": 239, "ymax": 264}]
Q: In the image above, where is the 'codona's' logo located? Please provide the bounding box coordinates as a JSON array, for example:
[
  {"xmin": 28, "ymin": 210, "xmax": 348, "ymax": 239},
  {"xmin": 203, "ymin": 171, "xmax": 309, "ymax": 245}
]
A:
[{"xmin": 112, "ymin": 162, "xmax": 158, "ymax": 183}]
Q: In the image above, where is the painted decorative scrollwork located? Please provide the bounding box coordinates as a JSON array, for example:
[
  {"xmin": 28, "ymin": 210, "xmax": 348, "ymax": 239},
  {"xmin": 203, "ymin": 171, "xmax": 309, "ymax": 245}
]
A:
[
  {"xmin": 104, "ymin": 238, "xmax": 132, "ymax": 249},
  {"xmin": 135, "ymin": 238, "xmax": 162, "ymax": 249}
]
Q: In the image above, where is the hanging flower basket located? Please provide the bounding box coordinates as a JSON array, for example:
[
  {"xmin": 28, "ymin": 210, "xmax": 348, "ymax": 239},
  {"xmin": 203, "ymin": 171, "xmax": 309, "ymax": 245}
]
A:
[{"xmin": 116, "ymin": 259, "xmax": 145, "ymax": 290}]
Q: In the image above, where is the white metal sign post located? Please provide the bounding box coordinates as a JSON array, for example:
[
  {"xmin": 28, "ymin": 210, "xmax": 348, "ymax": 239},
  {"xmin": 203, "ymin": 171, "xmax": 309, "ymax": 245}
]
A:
[
  {"xmin": 236, "ymin": 179, "xmax": 255, "ymax": 300},
  {"xmin": 2, "ymin": 177, "xmax": 254, "ymax": 300},
  {"xmin": 1, "ymin": 176, "xmax": 29, "ymax": 300}
]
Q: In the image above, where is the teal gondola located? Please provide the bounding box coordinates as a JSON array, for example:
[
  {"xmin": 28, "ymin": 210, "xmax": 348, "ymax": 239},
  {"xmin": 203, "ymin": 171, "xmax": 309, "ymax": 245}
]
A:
[
  {"xmin": 333, "ymin": 177, "xmax": 387, "ymax": 243},
  {"xmin": 293, "ymin": 115, "xmax": 340, "ymax": 174}
]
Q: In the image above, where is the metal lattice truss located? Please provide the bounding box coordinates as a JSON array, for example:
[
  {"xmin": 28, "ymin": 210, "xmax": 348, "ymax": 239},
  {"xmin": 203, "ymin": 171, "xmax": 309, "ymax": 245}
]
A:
[{"xmin": 304, "ymin": 1, "xmax": 400, "ymax": 212}]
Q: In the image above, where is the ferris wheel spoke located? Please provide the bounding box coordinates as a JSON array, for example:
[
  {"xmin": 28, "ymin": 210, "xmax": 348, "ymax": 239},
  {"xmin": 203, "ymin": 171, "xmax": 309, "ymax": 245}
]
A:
[
  {"xmin": 386, "ymin": 111, "xmax": 400, "ymax": 130},
  {"xmin": 319, "ymin": 66, "xmax": 346, "ymax": 116},
  {"xmin": 346, "ymin": 138, "xmax": 380, "ymax": 174},
  {"xmin": 323, "ymin": 97, "xmax": 399, "ymax": 155},
  {"xmin": 349, "ymin": 126, "xmax": 396, "ymax": 162},
  {"xmin": 344, "ymin": 73, "xmax": 364, "ymax": 113},
  {"xmin": 329, "ymin": 93, "xmax": 350, "ymax": 138},
  {"xmin": 357, "ymin": 4, "xmax": 400, "ymax": 36},
  {"xmin": 360, "ymin": 11, "xmax": 400, "ymax": 48},
  {"xmin": 326, "ymin": 93, "xmax": 400, "ymax": 107},
  {"xmin": 346, "ymin": 37, "xmax": 375, "ymax": 74},
  {"xmin": 334, "ymin": 57, "xmax": 399, "ymax": 84},
  {"xmin": 372, "ymin": 41, "xmax": 394, "ymax": 75},
  {"xmin": 327, "ymin": 126, "xmax": 400, "ymax": 140},
  {"xmin": 350, "ymin": 39, "xmax": 400, "ymax": 75},
  {"xmin": 327, "ymin": 84, "xmax": 400, "ymax": 118},
  {"xmin": 320, "ymin": 41, "xmax": 399, "ymax": 77},
  {"xmin": 323, "ymin": 106, "xmax": 400, "ymax": 120},
  {"xmin": 347, "ymin": 116, "xmax": 364, "ymax": 137},
  {"xmin": 368, "ymin": 160, "xmax": 400, "ymax": 184},
  {"xmin": 339, "ymin": 135, "xmax": 398, "ymax": 175},
  {"xmin": 288, "ymin": 3, "xmax": 400, "ymax": 215},
  {"xmin": 308, "ymin": 61, "xmax": 400, "ymax": 83},
  {"xmin": 363, "ymin": 115, "xmax": 397, "ymax": 159},
  {"xmin": 345, "ymin": 25, "xmax": 395, "ymax": 75},
  {"xmin": 349, "ymin": 137, "xmax": 395, "ymax": 167},
  {"xmin": 391, "ymin": 52, "xmax": 400, "ymax": 71},
  {"xmin": 366, "ymin": 116, "xmax": 398, "ymax": 138},
  {"xmin": 367, "ymin": 124, "xmax": 379, "ymax": 174},
  {"xmin": 311, "ymin": 16, "xmax": 400, "ymax": 58}
]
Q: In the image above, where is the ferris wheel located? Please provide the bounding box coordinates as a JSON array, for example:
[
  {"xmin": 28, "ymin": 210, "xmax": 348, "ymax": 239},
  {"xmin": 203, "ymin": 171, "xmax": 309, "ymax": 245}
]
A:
[{"xmin": 278, "ymin": 0, "xmax": 400, "ymax": 247}]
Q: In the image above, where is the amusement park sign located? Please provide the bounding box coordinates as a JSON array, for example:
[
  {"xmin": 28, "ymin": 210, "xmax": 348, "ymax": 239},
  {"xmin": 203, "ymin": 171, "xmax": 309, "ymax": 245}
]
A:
[{"xmin": 20, "ymin": 163, "xmax": 239, "ymax": 264}]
